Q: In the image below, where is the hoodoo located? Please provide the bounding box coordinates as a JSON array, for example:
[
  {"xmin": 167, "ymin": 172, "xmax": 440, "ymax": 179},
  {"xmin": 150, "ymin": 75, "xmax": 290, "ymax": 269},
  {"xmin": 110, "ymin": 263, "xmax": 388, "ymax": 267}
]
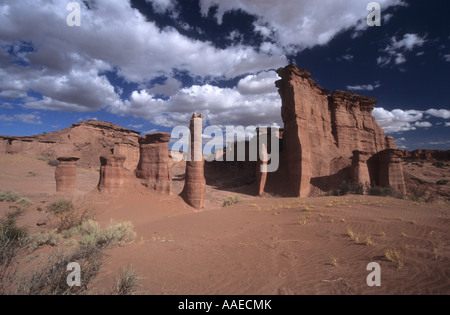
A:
[
  {"xmin": 136, "ymin": 133, "xmax": 173, "ymax": 194},
  {"xmin": 98, "ymin": 154, "xmax": 127, "ymax": 193},
  {"xmin": 181, "ymin": 114, "xmax": 206, "ymax": 210},
  {"xmin": 55, "ymin": 156, "xmax": 79, "ymax": 193}
]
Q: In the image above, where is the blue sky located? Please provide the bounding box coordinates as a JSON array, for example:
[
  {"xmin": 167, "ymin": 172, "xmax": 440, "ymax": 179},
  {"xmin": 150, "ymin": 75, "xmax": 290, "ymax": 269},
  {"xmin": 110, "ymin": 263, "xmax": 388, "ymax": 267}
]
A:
[{"xmin": 0, "ymin": 0, "xmax": 449, "ymax": 150}]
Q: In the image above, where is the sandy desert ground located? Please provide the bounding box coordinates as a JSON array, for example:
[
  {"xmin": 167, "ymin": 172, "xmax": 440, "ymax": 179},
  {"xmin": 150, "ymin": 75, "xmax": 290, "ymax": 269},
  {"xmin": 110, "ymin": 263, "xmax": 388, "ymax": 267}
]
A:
[{"xmin": 0, "ymin": 154, "xmax": 449, "ymax": 295}]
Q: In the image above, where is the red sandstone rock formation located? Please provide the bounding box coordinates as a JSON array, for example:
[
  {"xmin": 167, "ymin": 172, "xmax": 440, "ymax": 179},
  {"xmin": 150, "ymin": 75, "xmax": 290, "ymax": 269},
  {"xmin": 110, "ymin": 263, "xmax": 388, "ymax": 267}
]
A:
[
  {"xmin": 370, "ymin": 149, "xmax": 407, "ymax": 195},
  {"xmin": 114, "ymin": 143, "xmax": 140, "ymax": 172},
  {"xmin": 181, "ymin": 114, "xmax": 206, "ymax": 209},
  {"xmin": 98, "ymin": 154, "xmax": 127, "ymax": 193},
  {"xmin": 135, "ymin": 133, "xmax": 172, "ymax": 194},
  {"xmin": 271, "ymin": 63, "xmax": 403, "ymax": 196},
  {"xmin": 55, "ymin": 157, "xmax": 79, "ymax": 193},
  {"xmin": 404, "ymin": 149, "xmax": 450, "ymax": 161},
  {"xmin": 0, "ymin": 120, "xmax": 140, "ymax": 169},
  {"xmin": 351, "ymin": 150, "xmax": 372, "ymax": 188}
]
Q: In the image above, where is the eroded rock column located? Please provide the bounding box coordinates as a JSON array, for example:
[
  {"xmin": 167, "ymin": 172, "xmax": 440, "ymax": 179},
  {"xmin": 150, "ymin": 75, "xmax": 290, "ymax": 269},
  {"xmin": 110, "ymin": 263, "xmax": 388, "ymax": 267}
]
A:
[
  {"xmin": 98, "ymin": 154, "xmax": 127, "ymax": 193},
  {"xmin": 181, "ymin": 114, "xmax": 205, "ymax": 210},
  {"xmin": 376, "ymin": 149, "xmax": 407, "ymax": 195},
  {"xmin": 136, "ymin": 133, "xmax": 172, "ymax": 194},
  {"xmin": 351, "ymin": 150, "xmax": 372, "ymax": 187},
  {"xmin": 55, "ymin": 157, "xmax": 79, "ymax": 192}
]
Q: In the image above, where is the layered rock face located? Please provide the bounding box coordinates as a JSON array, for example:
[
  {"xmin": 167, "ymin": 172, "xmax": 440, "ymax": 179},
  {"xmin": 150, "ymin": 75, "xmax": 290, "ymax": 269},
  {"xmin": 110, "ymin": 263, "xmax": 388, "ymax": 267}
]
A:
[
  {"xmin": 98, "ymin": 155, "xmax": 127, "ymax": 193},
  {"xmin": 0, "ymin": 120, "xmax": 140, "ymax": 169},
  {"xmin": 55, "ymin": 157, "xmax": 79, "ymax": 193},
  {"xmin": 135, "ymin": 133, "xmax": 172, "ymax": 194},
  {"xmin": 114, "ymin": 143, "xmax": 140, "ymax": 171},
  {"xmin": 369, "ymin": 149, "xmax": 407, "ymax": 195},
  {"xmin": 270, "ymin": 63, "xmax": 403, "ymax": 196},
  {"xmin": 330, "ymin": 91, "xmax": 397, "ymax": 153},
  {"xmin": 181, "ymin": 114, "xmax": 206, "ymax": 210}
]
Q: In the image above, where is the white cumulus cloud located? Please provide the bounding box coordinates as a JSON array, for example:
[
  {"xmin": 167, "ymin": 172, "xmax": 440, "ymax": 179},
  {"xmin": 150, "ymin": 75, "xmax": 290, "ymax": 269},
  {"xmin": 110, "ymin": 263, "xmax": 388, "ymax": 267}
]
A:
[
  {"xmin": 199, "ymin": 0, "xmax": 405, "ymax": 52},
  {"xmin": 377, "ymin": 33, "xmax": 427, "ymax": 67},
  {"xmin": 372, "ymin": 108, "xmax": 423, "ymax": 133}
]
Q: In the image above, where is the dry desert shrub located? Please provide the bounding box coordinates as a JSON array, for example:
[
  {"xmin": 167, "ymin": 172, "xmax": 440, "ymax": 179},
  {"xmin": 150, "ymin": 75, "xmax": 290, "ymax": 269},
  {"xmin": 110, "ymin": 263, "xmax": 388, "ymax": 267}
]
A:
[
  {"xmin": 15, "ymin": 246, "xmax": 103, "ymax": 295},
  {"xmin": 330, "ymin": 256, "xmax": 338, "ymax": 267},
  {"xmin": 0, "ymin": 191, "xmax": 32, "ymax": 207},
  {"xmin": 78, "ymin": 220, "xmax": 136, "ymax": 250},
  {"xmin": 28, "ymin": 230, "xmax": 61, "ymax": 252},
  {"xmin": 223, "ymin": 196, "xmax": 240, "ymax": 207},
  {"xmin": 384, "ymin": 248, "xmax": 404, "ymax": 270},
  {"xmin": 346, "ymin": 228, "xmax": 354, "ymax": 239},
  {"xmin": 46, "ymin": 199, "xmax": 95, "ymax": 232},
  {"xmin": 364, "ymin": 236, "xmax": 374, "ymax": 247},
  {"xmin": 1, "ymin": 202, "xmax": 137, "ymax": 295},
  {"xmin": 114, "ymin": 265, "xmax": 141, "ymax": 295},
  {"xmin": 0, "ymin": 208, "xmax": 29, "ymax": 294}
]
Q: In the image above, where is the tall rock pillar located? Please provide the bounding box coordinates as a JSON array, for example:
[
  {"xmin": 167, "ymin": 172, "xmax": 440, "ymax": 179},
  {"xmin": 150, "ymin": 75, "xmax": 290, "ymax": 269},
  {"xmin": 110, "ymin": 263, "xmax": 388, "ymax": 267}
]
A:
[
  {"xmin": 98, "ymin": 154, "xmax": 127, "ymax": 193},
  {"xmin": 181, "ymin": 114, "xmax": 206, "ymax": 210},
  {"xmin": 351, "ymin": 150, "xmax": 372, "ymax": 187},
  {"xmin": 55, "ymin": 157, "xmax": 79, "ymax": 192}
]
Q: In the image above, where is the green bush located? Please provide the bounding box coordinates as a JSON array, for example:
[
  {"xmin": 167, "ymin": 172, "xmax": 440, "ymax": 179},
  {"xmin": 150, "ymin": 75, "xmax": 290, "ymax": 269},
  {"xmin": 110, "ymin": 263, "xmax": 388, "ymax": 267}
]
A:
[
  {"xmin": 17, "ymin": 198, "xmax": 32, "ymax": 207},
  {"xmin": 47, "ymin": 199, "xmax": 74, "ymax": 216},
  {"xmin": 29, "ymin": 230, "xmax": 61, "ymax": 252},
  {"xmin": 0, "ymin": 191, "xmax": 22, "ymax": 203},
  {"xmin": 1, "ymin": 209, "xmax": 28, "ymax": 243},
  {"xmin": 47, "ymin": 160, "xmax": 60, "ymax": 167},
  {"xmin": 368, "ymin": 186, "xmax": 399, "ymax": 197},
  {"xmin": 223, "ymin": 196, "xmax": 240, "ymax": 207},
  {"xmin": 47, "ymin": 199, "xmax": 94, "ymax": 232},
  {"xmin": 0, "ymin": 191, "xmax": 32, "ymax": 208},
  {"xmin": 332, "ymin": 181, "xmax": 365, "ymax": 196},
  {"xmin": 78, "ymin": 220, "xmax": 136, "ymax": 250}
]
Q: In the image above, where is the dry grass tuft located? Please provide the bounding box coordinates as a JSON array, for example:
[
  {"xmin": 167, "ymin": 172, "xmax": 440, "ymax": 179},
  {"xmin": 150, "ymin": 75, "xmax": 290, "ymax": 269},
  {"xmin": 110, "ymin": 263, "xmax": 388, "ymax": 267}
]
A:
[{"xmin": 384, "ymin": 248, "xmax": 404, "ymax": 270}]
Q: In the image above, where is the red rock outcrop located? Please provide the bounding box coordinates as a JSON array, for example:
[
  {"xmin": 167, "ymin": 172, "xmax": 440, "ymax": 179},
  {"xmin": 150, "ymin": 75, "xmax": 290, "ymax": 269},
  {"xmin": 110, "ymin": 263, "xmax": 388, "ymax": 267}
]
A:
[
  {"xmin": 0, "ymin": 120, "xmax": 140, "ymax": 169},
  {"xmin": 98, "ymin": 154, "xmax": 127, "ymax": 193},
  {"xmin": 55, "ymin": 157, "xmax": 79, "ymax": 193},
  {"xmin": 403, "ymin": 150, "xmax": 450, "ymax": 161},
  {"xmin": 351, "ymin": 151, "xmax": 372, "ymax": 188},
  {"xmin": 269, "ymin": 63, "xmax": 402, "ymax": 196},
  {"xmin": 135, "ymin": 133, "xmax": 172, "ymax": 194},
  {"xmin": 369, "ymin": 149, "xmax": 407, "ymax": 195},
  {"xmin": 114, "ymin": 143, "xmax": 140, "ymax": 171},
  {"xmin": 181, "ymin": 114, "xmax": 206, "ymax": 210}
]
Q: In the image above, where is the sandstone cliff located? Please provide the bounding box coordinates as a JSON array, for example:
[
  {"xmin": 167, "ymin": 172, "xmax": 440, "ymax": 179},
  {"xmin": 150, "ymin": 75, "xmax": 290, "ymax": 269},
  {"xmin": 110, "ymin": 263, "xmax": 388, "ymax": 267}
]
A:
[{"xmin": 261, "ymin": 63, "xmax": 400, "ymax": 196}]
